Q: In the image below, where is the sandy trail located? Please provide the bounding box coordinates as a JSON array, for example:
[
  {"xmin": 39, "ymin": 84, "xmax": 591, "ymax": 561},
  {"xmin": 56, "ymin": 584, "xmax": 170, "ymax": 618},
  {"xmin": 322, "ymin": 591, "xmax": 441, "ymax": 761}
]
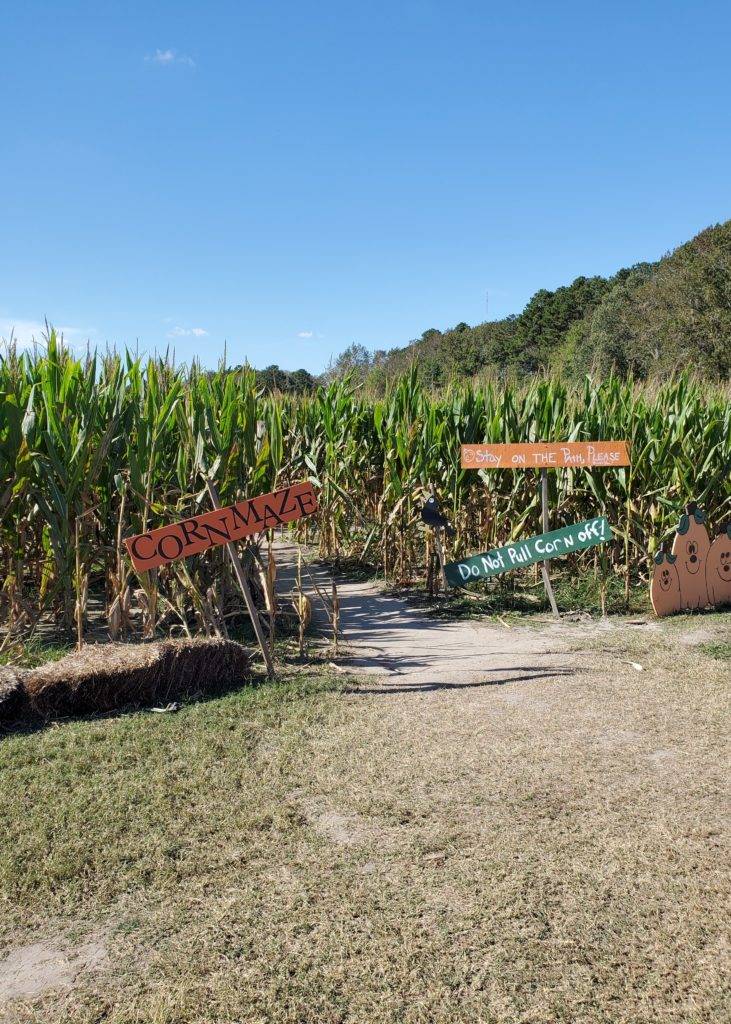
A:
[{"xmin": 272, "ymin": 540, "xmax": 614, "ymax": 689}]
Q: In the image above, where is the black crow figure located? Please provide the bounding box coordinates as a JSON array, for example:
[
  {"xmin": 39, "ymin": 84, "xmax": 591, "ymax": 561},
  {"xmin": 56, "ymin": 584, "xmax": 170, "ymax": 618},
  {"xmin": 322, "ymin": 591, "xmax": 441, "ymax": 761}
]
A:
[{"xmin": 420, "ymin": 495, "xmax": 455, "ymax": 537}]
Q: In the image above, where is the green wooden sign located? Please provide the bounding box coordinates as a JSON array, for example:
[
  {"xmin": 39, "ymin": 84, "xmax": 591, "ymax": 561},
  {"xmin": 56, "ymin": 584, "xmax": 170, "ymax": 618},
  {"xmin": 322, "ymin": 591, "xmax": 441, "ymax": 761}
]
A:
[{"xmin": 445, "ymin": 516, "xmax": 611, "ymax": 588}]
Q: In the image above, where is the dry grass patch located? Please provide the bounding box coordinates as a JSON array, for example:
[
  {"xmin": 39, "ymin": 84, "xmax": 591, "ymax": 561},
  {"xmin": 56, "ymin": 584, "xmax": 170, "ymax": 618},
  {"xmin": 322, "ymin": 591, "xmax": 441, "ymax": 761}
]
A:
[{"xmin": 0, "ymin": 621, "xmax": 729, "ymax": 1023}]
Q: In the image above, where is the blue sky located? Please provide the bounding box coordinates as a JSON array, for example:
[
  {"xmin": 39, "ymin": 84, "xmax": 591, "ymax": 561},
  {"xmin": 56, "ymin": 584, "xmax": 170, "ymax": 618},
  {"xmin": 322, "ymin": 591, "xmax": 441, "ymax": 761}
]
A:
[{"xmin": 2, "ymin": 1, "xmax": 730, "ymax": 372}]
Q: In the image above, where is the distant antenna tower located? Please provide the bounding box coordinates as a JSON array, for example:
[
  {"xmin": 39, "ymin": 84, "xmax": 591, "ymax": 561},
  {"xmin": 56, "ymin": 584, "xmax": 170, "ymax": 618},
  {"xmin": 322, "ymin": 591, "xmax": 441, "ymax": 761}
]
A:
[{"xmin": 485, "ymin": 289, "xmax": 489, "ymax": 322}]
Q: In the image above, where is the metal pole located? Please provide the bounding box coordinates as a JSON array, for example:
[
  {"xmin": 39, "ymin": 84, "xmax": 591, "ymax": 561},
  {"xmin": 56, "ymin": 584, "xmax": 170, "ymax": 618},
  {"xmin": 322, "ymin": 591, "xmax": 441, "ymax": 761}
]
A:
[
  {"xmin": 540, "ymin": 468, "xmax": 560, "ymax": 617},
  {"xmin": 204, "ymin": 476, "xmax": 275, "ymax": 677}
]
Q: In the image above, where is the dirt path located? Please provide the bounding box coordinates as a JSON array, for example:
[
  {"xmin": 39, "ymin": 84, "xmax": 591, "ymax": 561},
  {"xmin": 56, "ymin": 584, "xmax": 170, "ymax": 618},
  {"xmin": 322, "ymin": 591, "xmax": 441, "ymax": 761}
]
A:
[
  {"xmin": 273, "ymin": 540, "xmax": 616, "ymax": 688},
  {"xmin": 264, "ymin": 541, "xmax": 730, "ymax": 1022},
  {"xmin": 1, "ymin": 546, "xmax": 727, "ymax": 1022}
]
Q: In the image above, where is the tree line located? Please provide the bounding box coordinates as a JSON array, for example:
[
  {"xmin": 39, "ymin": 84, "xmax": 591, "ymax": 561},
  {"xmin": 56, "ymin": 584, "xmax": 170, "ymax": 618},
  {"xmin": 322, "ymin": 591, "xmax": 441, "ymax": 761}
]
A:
[{"xmin": 324, "ymin": 221, "xmax": 730, "ymax": 389}]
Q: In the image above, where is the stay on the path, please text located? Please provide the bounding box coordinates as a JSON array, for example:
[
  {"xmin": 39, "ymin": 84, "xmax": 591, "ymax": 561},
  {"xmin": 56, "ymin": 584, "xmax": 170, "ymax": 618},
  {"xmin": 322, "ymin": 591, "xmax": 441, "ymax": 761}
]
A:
[
  {"xmin": 461, "ymin": 441, "xmax": 630, "ymax": 470},
  {"xmin": 125, "ymin": 481, "xmax": 318, "ymax": 572}
]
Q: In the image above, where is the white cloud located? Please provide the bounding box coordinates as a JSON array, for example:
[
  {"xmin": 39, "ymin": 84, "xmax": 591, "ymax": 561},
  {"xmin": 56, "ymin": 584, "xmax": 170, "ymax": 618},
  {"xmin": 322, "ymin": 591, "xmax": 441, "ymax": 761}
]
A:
[
  {"xmin": 297, "ymin": 330, "xmax": 314, "ymax": 339},
  {"xmin": 147, "ymin": 48, "xmax": 195, "ymax": 67},
  {"xmin": 166, "ymin": 325, "xmax": 208, "ymax": 339}
]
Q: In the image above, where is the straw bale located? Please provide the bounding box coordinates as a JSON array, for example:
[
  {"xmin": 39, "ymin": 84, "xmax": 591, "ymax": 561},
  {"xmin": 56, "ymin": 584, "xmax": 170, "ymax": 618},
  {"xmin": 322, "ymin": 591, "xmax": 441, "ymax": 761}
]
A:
[
  {"xmin": 0, "ymin": 667, "xmax": 27, "ymax": 724},
  {"xmin": 24, "ymin": 638, "xmax": 251, "ymax": 719}
]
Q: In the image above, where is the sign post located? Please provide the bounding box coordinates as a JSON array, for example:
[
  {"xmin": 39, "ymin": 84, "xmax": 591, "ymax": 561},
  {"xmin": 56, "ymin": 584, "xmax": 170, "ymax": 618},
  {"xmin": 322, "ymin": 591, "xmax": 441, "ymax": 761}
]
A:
[
  {"xmin": 539, "ymin": 468, "xmax": 559, "ymax": 616},
  {"xmin": 460, "ymin": 441, "xmax": 630, "ymax": 614},
  {"xmin": 124, "ymin": 480, "xmax": 319, "ymax": 677},
  {"xmin": 203, "ymin": 476, "xmax": 275, "ymax": 678},
  {"xmin": 429, "ymin": 484, "xmax": 449, "ymax": 592}
]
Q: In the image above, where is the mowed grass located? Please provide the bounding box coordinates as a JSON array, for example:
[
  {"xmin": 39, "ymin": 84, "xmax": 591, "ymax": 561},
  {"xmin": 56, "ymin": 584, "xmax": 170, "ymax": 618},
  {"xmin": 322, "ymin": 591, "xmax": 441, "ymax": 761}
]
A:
[{"xmin": 0, "ymin": 626, "xmax": 729, "ymax": 1024}]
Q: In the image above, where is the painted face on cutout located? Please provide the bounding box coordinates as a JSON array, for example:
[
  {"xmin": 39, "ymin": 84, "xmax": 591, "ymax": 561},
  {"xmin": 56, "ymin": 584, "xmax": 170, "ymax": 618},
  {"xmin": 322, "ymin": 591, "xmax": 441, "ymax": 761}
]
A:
[
  {"xmin": 706, "ymin": 524, "xmax": 731, "ymax": 607},
  {"xmin": 658, "ymin": 562, "xmax": 676, "ymax": 591},
  {"xmin": 650, "ymin": 550, "xmax": 682, "ymax": 617},
  {"xmin": 671, "ymin": 503, "xmax": 710, "ymax": 610},
  {"xmin": 675, "ymin": 509, "xmax": 709, "ymax": 574}
]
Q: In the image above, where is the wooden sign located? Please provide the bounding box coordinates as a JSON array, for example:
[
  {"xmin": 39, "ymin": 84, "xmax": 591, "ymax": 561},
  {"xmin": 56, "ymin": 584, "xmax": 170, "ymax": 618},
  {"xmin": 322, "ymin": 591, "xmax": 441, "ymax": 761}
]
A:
[
  {"xmin": 649, "ymin": 549, "xmax": 682, "ymax": 617},
  {"xmin": 670, "ymin": 503, "xmax": 710, "ymax": 610},
  {"xmin": 458, "ymin": 440, "xmax": 626, "ymax": 614},
  {"xmin": 651, "ymin": 504, "xmax": 731, "ymax": 615},
  {"xmin": 707, "ymin": 524, "xmax": 731, "ymax": 607},
  {"xmin": 444, "ymin": 516, "xmax": 611, "ymax": 588},
  {"xmin": 461, "ymin": 441, "xmax": 630, "ymax": 470},
  {"xmin": 125, "ymin": 481, "xmax": 318, "ymax": 572}
]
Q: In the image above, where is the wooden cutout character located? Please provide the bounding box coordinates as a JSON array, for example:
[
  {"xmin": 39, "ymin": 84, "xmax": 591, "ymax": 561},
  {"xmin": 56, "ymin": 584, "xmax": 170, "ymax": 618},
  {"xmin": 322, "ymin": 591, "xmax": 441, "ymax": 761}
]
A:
[
  {"xmin": 671, "ymin": 502, "xmax": 710, "ymax": 610},
  {"xmin": 650, "ymin": 547, "xmax": 682, "ymax": 617},
  {"xmin": 706, "ymin": 524, "xmax": 731, "ymax": 608}
]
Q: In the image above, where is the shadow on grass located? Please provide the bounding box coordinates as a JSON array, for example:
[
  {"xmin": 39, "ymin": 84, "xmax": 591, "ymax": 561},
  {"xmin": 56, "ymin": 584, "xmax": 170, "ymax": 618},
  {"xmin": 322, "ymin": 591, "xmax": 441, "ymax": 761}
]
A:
[
  {"xmin": 347, "ymin": 665, "xmax": 575, "ymax": 695},
  {"xmin": 392, "ymin": 569, "xmax": 652, "ymax": 621}
]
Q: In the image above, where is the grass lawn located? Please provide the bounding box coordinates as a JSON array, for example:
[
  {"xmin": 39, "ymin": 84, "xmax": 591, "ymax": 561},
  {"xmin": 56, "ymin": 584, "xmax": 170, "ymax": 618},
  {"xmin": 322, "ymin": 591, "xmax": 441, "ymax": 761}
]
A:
[{"xmin": 0, "ymin": 620, "xmax": 729, "ymax": 1023}]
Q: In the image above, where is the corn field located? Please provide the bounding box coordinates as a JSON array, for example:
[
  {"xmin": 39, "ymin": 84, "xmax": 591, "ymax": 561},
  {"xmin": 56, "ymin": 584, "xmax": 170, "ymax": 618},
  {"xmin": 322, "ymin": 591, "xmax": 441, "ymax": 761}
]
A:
[{"xmin": 1, "ymin": 334, "xmax": 729, "ymax": 640}]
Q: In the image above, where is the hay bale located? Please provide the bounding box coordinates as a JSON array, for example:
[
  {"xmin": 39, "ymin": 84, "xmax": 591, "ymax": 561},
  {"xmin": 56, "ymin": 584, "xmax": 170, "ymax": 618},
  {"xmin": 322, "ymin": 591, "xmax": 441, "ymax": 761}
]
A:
[
  {"xmin": 0, "ymin": 667, "xmax": 28, "ymax": 724},
  {"xmin": 24, "ymin": 638, "xmax": 252, "ymax": 719}
]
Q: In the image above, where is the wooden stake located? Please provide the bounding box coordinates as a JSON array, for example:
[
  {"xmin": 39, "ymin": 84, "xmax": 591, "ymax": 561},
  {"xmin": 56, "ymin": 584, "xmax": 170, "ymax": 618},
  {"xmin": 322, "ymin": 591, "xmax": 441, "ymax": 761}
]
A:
[
  {"xmin": 74, "ymin": 517, "xmax": 84, "ymax": 650},
  {"xmin": 266, "ymin": 530, "xmax": 276, "ymax": 649},
  {"xmin": 331, "ymin": 576, "xmax": 340, "ymax": 655},
  {"xmin": 204, "ymin": 476, "xmax": 274, "ymax": 677},
  {"xmin": 296, "ymin": 547, "xmax": 305, "ymax": 659},
  {"xmin": 429, "ymin": 483, "xmax": 449, "ymax": 592},
  {"xmin": 539, "ymin": 468, "xmax": 560, "ymax": 617},
  {"xmin": 432, "ymin": 527, "xmax": 448, "ymax": 592}
]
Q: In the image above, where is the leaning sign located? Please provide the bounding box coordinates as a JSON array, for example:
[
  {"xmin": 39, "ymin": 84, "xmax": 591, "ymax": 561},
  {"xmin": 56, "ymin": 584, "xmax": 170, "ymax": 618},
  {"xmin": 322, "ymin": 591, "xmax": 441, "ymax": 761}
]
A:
[
  {"xmin": 461, "ymin": 441, "xmax": 630, "ymax": 469},
  {"xmin": 125, "ymin": 481, "xmax": 318, "ymax": 572},
  {"xmin": 445, "ymin": 517, "xmax": 611, "ymax": 588}
]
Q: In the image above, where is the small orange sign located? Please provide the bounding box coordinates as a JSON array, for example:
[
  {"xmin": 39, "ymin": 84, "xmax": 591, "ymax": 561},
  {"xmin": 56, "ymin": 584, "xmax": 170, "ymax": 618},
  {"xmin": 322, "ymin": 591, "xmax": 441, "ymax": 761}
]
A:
[
  {"xmin": 460, "ymin": 441, "xmax": 630, "ymax": 470},
  {"xmin": 125, "ymin": 481, "xmax": 318, "ymax": 572}
]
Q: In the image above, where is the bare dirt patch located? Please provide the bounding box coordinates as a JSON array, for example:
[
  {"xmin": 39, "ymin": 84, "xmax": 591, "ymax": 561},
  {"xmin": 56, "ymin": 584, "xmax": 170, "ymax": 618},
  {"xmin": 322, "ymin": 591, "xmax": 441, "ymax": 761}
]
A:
[
  {"xmin": 0, "ymin": 932, "xmax": 107, "ymax": 1005},
  {"xmin": 291, "ymin": 791, "xmax": 393, "ymax": 847}
]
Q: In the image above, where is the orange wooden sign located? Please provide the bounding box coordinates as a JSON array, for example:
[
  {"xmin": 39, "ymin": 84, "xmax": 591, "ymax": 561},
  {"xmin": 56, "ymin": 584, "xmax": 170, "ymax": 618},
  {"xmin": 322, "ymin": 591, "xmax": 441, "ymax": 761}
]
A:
[
  {"xmin": 461, "ymin": 441, "xmax": 630, "ymax": 470},
  {"xmin": 125, "ymin": 481, "xmax": 318, "ymax": 572}
]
